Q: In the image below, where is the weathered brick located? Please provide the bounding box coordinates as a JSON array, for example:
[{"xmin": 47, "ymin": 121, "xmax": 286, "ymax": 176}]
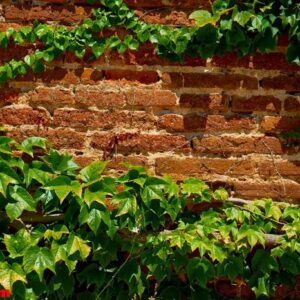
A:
[
  {"xmin": 252, "ymin": 53, "xmax": 300, "ymax": 71},
  {"xmin": 155, "ymin": 157, "xmax": 256, "ymax": 177},
  {"xmin": 192, "ymin": 136, "xmax": 285, "ymax": 155},
  {"xmin": 233, "ymin": 181, "xmax": 300, "ymax": 201},
  {"xmin": 180, "ymin": 93, "xmax": 228, "ymax": 111},
  {"xmin": 29, "ymin": 87, "xmax": 75, "ymax": 109},
  {"xmin": 159, "ymin": 114, "xmax": 256, "ymax": 132},
  {"xmin": 163, "ymin": 72, "xmax": 258, "ymax": 90},
  {"xmin": 211, "ymin": 53, "xmax": 250, "ymax": 69},
  {"xmin": 125, "ymin": 89, "xmax": 177, "ymax": 107},
  {"xmin": 258, "ymin": 160, "xmax": 300, "ymax": 177},
  {"xmin": 4, "ymin": 5, "xmax": 91, "ymax": 24},
  {"xmin": 7, "ymin": 127, "xmax": 85, "ymax": 149},
  {"xmin": 0, "ymin": 88, "xmax": 20, "ymax": 106},
  {"xmin": 104, "ymin": 70, "xmax": 159, "ymax": 84},
  {"xmin": 75, "ymin": 87, "xmax": 126, "ymax": 108},
  {"xmin": 260, "ymin": 116, "xmax": 300, "ymax": 133},
  {"xmin": 261, "ymin": 75, "xmax": 300, "ymax": 91},
  {"xmin": 284, "ymin": 96, "xmax": 300, "ymax": 112},
  {"xmin": 232, "ymin": 95, "xmax": 281, "ymax": 113},
  {"xmin": 0, "ymin": 105, "xmax": 51, "ymax": 126},
  {"xmin": 90, "ymin": 133, "xmax": 190, "ymax": 153},
  {"xmin": 53, "ymin": 109, "xmax": 157, "ymax": 130}
]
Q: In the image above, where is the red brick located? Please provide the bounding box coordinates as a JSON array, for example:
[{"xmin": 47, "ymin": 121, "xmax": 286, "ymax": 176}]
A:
[
  {"xmin": 232, "ymin": 95, "xmax": 281, "ymax": 113},
  {"xmin": 53, "ymin": 109, "xmax": 157, "ymax": 130},
  {"xmin": 0, "ymin": 88, "xmax": 21, "ymax": 106},
  {"xmin": 233, "ymin": 181, "xmax": 300, "ymax": 201},
  {"xmin": 0, "ymin": 44, "xmax": 38, "ymax": 63},
  {"xmin": 159, "ymin": 114, "xmax": 256, "ymax": 132},
  {"xmin": 261, "ymin": 75, "xmax": 300, "ymax": 91},
  {"xmin": 163, "ymin": 72, "xmax": 258, "ymax": 89},
  {"xmin": 7, "ymin": 127, "xmax": 85, "ymax": 149},
  {"xmin": 0, "ymin": 106, "xmax": 51, "ymax": 126},
  {"xmin": 125, "ymin": 89, "xmax": 177, "ymax": 107},
  {"xmin": 260, "ymin": 116, "xmax": 300, "ymax": 133},
  {"xmin": 74, "ymin": 154, "xmax": 149, "ymax": 170},
  {"xmin": 76, "ymin": 68, "xmax": 104, "ymax": 84},
  {"xmin": 4, "ymin": 5, "xmax": 91, "ymax": 24},
  {"xmin": 125, "ymin": 0, "xmax": 211, "ymax": 9},
  {"xmin": 155, "ymin": 157, "xmax": 256, "ymax": 177},
  {"xmin": 29, "ymin": 87, "xmax": 75, "ymax": 109},
  {"xmin": 192, "ymin": 136, "xmax": 285, "ymax": 155},
  {"xmin": 252, "ymin": 53, "xmax": 300, "ymax": 71},
  {"xmin": 284, "ymin": 96, "xmax": 300, "ymax": 112},
  {"xmin": 104, "ymin": 70, "xmax": 159, "ymax": 84},
  {"xmin": 180, "ymin": 93, "xmax": 228, "ymax": 111},
  {"xmin": 258, "ymin": 160, "xmax": 300, "ymax": 177},
  {"xmin": 75, "ymin": 87, "xmax": 126, "ymax": 108},
  {"xmin": 211, "ymin": 53, "xmax": 250, "ymax": 69},
  {"xmin": 90, "ymin": 133, "xmax": 190, "ymax": 154}
]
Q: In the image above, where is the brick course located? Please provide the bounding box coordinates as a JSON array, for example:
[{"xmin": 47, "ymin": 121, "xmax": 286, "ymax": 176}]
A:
[{"xmin": 1, "ymin": 0, "xmax": 300, "ymax": 201}]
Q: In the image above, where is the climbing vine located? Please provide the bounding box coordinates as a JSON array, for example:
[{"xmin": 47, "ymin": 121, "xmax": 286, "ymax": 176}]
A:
[
  {"xmin": 0, "ymin": 0, "xmax": 300, "ymax": 84},
  {"xmin": 0, "ymin": 135, "xmax": 299, "ymax": 299}
]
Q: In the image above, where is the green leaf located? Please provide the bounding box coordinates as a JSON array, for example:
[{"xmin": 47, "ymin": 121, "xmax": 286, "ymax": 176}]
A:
[
  {"xmin": 23, "ymin": 246, "xmax": 55, "ymax": 281},
  {"xmin": 182, "ymin": 178, "xmax": 210, "ymax": 197},
  {"xmin": 187, "ymin": 257, "xmax": 214, "ymax": 288},
  {"xmin": 6, "ymin": 185, "xmax": 36, "ymax": 221},
  {"xmin": 0, "ymin": 262, "xmax": 27, "ymax": 290},
  {"xmin": 189, "ymin": 10, "xmax": 219, "ymax": 28},
  {"xmin": 44, "ymin": 225, "xmax": 69, "ymax": 240},
  {"xmin": 18, "ymin": 137, "xmax": 47, "ymax": 157},
  {"xmin": 66, "ymin": 233, "xmax": 91, "ymax": 260},
  {"xmin": 44, "ymin": 176, "xmax": 82, "ymax": 203},
  {"xmin": 43, "ymin": 150, "xmax": 79, "ymax": 175},
  {"xmin": 4, "ymin": 229, "xmax": 35, "ymax": 258},
  {"xmin": 112, "ymin": 191, "xmax": 137, "ymax": 217},
  {"xmin": 51, "ymin": 241, "xmax": 77, "ymax": 274},
  {"xmin": 79, "ymin": 161, "xmax": 108, "ymax": 184}
]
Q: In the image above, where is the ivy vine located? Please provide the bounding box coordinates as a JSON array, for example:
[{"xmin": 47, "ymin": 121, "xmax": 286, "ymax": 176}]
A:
[
  {"xmin": 0, "ymin": 135, "xmax": 299, "ymax": 299},
  {"xmin": 0, "ymin": 0, "xmax": 300, "ymax": 85}
]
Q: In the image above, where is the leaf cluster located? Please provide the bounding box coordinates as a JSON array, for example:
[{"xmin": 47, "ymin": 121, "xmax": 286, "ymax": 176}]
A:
[
  {"xmin": 0, "ymin": 135, "xmax": 299, "ymax": 299},
  {"xmin": 1, "ymin": 0, "xmax": 300, "ymax": 84}
]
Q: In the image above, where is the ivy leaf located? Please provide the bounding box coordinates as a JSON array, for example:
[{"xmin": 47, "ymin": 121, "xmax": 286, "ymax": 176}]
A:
[
  {"xmin": 0, "ymin": 262, "xmax": 27, "ymax": 290},
  {"xmin": 182, "ymin": 178, "xmax": 210, "ymax": 197},
  {"xmin": 18, "ymin": 137, "xmax": 47, "ymax": 157},
  {"xmin": 44, "ymin": 176, "xmax": 82, "ymax": 203},
  {"xmin": 112, "ymin": 191, "xmax": 137, "ymax": 217},
  {"xmin": 233, "ymin": 11, "xmax": 254, "ymax": 27},
  {"xmin": 189, "ymin": 10, "xmax": 219, "ymax": 27},
  {"xmin": 213, "ymin": 188, "xmax": 229, "ymax": 201},
  {"xmin": 43, "ymin": 150, "xmax": 79, "ymax": 175},
  {"xmin": 79, "ymin": 161, "xmax": 108, "ymax": 184},
  {"xmin": 51, "ymin": 241, "xmax": 77, "ymax": 274},
  {"xmin": 44, "ymin": 225, "xmax": 69, "ymax": 240},
  {"xmin": 66, "ymin": 233, "xmax": 91, "ymax": 260},
  {"xmin": 187, "ymin": 257, "xmax": 214, "ymax": 288},
  {"xmin": 6, "ymin": 185, "xmax": 36, "ymax": 221},
  {"xmin": 4, "ymin": 229, "xmax": 34, "ymax": 258},
  {"xmin": 83, "ymin": 188, "xmax": 106, "ymax": 207},
  {"xmin": 23, "ymin": 246, "xmax": 56, "ymax": 281},
  {"xmin": 0, "ymin": 161, "xmax": 21, "ymax": 196},
  {"xmin": 0, "ymin": 136, "xmax": 13, "ymax": 154},
  {"xmin": 252, "ymin": 276, "xmax": 269, "ymax": 298},
  {"xmin": 252, "ymin": 250, "xmax": 279, "ymax": 273}
]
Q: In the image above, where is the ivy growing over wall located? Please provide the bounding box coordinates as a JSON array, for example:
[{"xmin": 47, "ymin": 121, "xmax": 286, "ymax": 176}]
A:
[
  {"xmin": 0, "ymin": 0, "xmax": 300, "ymax": 84},
  {"xmin": 0, "ymin": 135, "xmax": 299, "ymax": 299}
]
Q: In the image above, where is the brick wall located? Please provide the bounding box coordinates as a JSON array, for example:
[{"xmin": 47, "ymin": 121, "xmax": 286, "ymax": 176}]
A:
[{"xmin": 1, "ymin": 0, "xmax": 300, "ymax": 202}]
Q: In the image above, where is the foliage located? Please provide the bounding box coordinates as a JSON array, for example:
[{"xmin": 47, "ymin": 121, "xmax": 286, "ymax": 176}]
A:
[
  {"xmin": 0, "ymin": 135, "xmax": 299, "ymax": 299},
  {"xmin": 0, "ymin": 0, "xmax": 300, "ymax": 84}
]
